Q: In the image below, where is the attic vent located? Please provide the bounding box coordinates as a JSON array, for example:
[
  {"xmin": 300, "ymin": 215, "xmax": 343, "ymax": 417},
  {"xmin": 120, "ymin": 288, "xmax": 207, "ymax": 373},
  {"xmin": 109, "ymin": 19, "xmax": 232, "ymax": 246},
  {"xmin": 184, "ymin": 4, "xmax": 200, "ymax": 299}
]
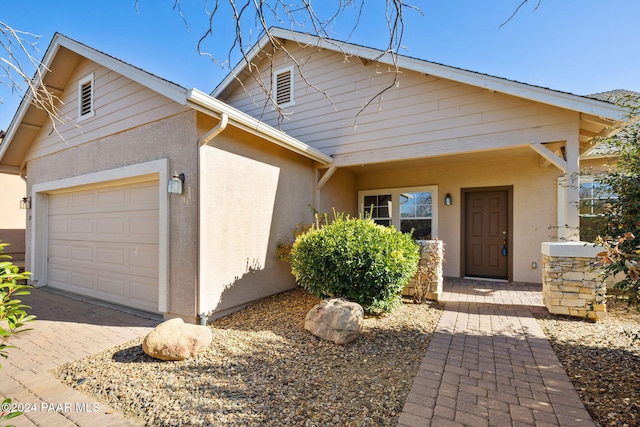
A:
[
  {"xmin": 80, "ymin": 82, "xmax": 92, "ymax": 115},
  {"xmin": 77, "ymin": 73, "xmax": 95, "ymax": 121},
  {"xmin": 274, "ymin": 67, "xmax": 294, "ymax": 106}
]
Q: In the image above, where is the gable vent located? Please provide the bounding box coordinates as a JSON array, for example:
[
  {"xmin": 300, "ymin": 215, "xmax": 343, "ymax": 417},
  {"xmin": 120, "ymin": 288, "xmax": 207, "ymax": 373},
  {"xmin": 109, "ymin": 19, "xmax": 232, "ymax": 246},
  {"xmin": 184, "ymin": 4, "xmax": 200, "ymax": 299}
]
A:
[
  {"xmin": 275, "ymin": 69, "xmax": 292, "ymax": 105},
  {"xmin": 77, "ymin": 73, "xmax": 95, "ymax": 121},
  {"xmin": 80, "ymin": 81, "xmax": 92, "ymax": 116}
]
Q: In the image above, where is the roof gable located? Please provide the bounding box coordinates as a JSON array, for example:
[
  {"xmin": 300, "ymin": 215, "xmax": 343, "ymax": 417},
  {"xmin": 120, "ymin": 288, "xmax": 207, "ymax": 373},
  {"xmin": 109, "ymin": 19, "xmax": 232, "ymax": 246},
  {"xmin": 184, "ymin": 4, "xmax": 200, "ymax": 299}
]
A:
[
  {"xmin": 0, "ymin": 33, "xmax": 331, "ymax": 173},
  {"xmin": 213, "ymin": 28, "xmax": 627, "ymax": 123}
]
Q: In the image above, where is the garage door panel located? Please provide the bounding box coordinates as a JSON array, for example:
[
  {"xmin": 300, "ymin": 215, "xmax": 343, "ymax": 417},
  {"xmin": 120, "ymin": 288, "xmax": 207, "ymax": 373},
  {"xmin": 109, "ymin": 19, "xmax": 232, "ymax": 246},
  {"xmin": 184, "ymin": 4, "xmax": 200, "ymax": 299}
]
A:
[
  {"xmin": 129, "ymin": 246, "xmax": 160, "ymax": 278},
  {"xmin": 96, "ymin": 247, "xmax": 126, "ymax": 267},
  {"xmin": 70, "ymin": 244, "xmax": 95, "ymax": 262},
  {"xmin": 129, "ymin": 278, "xmax": 159, "ymax": 310},
  {"xmin": 52, "ymin": 211, "xmax": 158, "ymax": 244},
  {"xmin": 71, "ymin": 271, "xmax": 95, "ymax": 290},
  {"xmin": 97, "ymin": 276, "xmax": 126, "ymax": 297},
  {"xmin": 47, "ymin": 180, "xmax": 160, "ymax": 312}
]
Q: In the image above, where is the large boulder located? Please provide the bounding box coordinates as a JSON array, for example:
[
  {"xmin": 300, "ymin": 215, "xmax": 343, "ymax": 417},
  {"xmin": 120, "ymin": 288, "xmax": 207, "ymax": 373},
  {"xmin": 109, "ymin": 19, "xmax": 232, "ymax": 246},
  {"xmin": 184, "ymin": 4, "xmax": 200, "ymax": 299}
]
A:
[
  {"xmin": 304, "ymin": 299, "xmax": 364, "ymax": 345},
  {"xmin": 143, "ymin": 318, "xmax": 212, "ymax": 361}
]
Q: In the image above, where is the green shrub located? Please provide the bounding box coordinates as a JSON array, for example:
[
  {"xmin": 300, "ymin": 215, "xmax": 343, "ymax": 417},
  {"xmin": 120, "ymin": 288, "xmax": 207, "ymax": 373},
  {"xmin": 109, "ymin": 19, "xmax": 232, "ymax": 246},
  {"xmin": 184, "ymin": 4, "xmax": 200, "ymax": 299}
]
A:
[{"xmin": 289, "ymin": 214, "xmax": 420, "ymax": 314}]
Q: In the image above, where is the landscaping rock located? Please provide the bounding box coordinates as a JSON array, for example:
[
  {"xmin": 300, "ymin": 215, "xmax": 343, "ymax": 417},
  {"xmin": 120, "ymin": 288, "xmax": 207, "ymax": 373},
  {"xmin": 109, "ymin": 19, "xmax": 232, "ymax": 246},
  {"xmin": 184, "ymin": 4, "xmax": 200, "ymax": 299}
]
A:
[
  {"xmin": 142, "ymin": 318, "xmax": 212, "ymax": 361},
  {"xmin": 304, "ymin": 298, "xmax": 364, "ymax": 344}
]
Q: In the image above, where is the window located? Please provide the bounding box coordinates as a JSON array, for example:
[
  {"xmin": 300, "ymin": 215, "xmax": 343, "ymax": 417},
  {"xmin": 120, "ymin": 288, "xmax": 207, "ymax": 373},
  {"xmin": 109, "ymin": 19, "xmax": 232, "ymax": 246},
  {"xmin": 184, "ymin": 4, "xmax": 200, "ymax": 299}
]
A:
[
  {"xmin": 77, "ymin": 74, "xmax": 95, "ymax": 121},
  {"xmin": 359, "ymin": 186, "xmax": 438, "ymax": 239},
  {"xmin": 273, "ymin": 66, "xmax": 294, "ymax": 107},
  {"xmin": 579, "ymin": 179, "xmax": 616, "ymax": 241}
]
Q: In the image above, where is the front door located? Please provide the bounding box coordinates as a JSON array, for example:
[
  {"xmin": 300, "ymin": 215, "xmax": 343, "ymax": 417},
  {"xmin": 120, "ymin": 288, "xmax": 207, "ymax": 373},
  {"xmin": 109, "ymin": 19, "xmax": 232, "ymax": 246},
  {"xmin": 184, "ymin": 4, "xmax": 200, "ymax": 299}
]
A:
[{"xmin": 464, "ymin": 189, "xmax": 510, "ymax": 279}]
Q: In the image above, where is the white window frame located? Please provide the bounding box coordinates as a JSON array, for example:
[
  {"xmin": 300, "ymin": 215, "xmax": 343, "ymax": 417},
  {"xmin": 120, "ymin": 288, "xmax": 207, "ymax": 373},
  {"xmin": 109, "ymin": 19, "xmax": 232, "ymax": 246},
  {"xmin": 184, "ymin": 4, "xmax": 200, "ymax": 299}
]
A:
[
  {"xmin": 578, "ymin": 176, "xmax": 617, "ymax": 241},
  {"xmin": 272, "ymin": 66, "xmax": 295, "ymax": 108},
  {"xmin": 358, "ymin": 185, "xmax": 439, "ymax": 239},
  {"xmin": 77, "ymin": 73, "xmax": 95, "ymax": 121},
  {"xmin": 579, "ymin": 177, "xmax": 617, "ymax": 217}
]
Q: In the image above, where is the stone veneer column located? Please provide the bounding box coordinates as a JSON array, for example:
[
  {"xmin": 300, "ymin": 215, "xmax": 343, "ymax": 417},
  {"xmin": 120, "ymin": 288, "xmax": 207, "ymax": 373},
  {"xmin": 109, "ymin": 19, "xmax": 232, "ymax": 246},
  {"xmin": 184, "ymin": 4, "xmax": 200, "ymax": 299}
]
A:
[
  {"xmin": 402, "ymin": 240, "xmax": 444, "ymax": 301},
  {"xmin": 541, "ymin": 242, "xmax": 606, "ymax": 320}
]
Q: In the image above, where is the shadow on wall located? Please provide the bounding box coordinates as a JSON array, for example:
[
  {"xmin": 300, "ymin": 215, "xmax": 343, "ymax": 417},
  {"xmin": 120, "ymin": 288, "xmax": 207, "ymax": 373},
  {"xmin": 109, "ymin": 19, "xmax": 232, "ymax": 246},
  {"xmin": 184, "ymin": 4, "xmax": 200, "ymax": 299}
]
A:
[{"xmin": 211, "ymin": 256, "xmax": 297, "ymax": 320}]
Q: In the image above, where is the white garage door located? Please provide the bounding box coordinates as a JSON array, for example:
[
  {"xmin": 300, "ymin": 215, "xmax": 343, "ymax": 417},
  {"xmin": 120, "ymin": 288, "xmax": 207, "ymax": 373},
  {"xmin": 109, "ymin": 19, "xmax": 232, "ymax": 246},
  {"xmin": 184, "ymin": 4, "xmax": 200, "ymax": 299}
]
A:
[{"xmin": 47, "ymin": 180, "xmax": 160, "ymax": 312}]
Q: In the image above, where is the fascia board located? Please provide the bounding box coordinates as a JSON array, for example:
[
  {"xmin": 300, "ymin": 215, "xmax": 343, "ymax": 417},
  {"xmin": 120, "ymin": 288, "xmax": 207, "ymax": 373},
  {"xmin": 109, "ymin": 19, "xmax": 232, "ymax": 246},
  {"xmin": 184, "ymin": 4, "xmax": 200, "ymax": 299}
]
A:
[
  {"xmin": 55, "ymin": 36, "xmax": 188, "ymax": 104},
  {"xmin": 219, "ymin": 28, "xmax": 628, "ymax": 123},
  {"xmin": 187, "ymin": 89, "xmax": 333, "ymax": 165},
  {"xmin": 1, "ymin": 34, "xmax": 190, "ymax": 164}
]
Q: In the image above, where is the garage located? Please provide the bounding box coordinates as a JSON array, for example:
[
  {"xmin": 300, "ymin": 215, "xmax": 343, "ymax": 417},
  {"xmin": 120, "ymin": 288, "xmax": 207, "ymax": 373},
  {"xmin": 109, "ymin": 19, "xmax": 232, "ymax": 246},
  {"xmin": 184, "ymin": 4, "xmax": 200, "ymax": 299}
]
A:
[{"xmin": 46, "ymin": 179, "xmax": 160, "ymax": 313}]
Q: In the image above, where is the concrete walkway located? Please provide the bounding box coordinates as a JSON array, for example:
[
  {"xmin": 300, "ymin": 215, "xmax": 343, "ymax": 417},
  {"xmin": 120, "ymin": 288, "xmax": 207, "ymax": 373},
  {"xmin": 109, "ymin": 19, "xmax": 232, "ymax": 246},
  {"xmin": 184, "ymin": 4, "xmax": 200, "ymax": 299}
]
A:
[
  {"xmin": 399, "ymin": 278, "xmax": 595, "ymax": 427},
  {"xmin": 0, "ymin": 288, "xmax": 158, "ymax": 427}
]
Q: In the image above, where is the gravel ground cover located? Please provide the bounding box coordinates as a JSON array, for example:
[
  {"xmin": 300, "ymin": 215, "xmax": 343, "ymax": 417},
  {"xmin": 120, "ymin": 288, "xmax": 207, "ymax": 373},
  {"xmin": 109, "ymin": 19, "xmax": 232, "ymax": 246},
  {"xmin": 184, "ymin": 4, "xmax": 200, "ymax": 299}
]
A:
[
  {"xmin": 536, "ymin": 299, "xmax": 640, "ymax": 427},
  {"xmin": 55, "ymin": 287, "xmax": 443, "ymax": 427}
]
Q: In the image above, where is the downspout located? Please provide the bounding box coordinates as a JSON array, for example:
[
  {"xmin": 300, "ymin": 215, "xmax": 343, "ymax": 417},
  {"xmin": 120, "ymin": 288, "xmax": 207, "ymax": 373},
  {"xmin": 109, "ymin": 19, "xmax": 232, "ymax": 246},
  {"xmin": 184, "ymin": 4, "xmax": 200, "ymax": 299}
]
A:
[
  {"xmin": 199, "ymin": 113, "xmax": 228, "ymax": 147},
  {"xmin": 196, "ymin": 113, "xmax": 228, "ymax": 326}
]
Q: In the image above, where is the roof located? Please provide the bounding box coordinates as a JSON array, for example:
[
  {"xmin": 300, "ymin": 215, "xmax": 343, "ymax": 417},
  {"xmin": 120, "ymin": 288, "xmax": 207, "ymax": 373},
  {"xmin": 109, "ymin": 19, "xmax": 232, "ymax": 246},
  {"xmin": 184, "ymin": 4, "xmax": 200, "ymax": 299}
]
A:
[
  {"xmin": 213, "ymin": 28, "xmax": 628, "ymax": 123},
  {"xmin": 0, "ymin": 33, "xmax": 331, "ymax": 174}
]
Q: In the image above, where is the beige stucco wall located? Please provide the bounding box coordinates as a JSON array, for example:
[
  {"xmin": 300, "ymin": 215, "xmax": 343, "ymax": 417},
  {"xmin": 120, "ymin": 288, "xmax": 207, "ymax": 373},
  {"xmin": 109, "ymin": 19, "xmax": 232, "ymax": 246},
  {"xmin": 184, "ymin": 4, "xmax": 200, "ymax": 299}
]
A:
[
  {"xmin": 0, "ymin": 173, "xmax": 26, "ymax": 229},
  {"xmin": 326, "ymin": 150, "xmax": 560, "ymax": 284},
  {"xmin": 316, "ymin": 168, "xmax": 357, "ymax": 216},
  {"xmin": 0, "ymin": 173, "xmax": 27, "ymax": 261},
  {"xmin": 25, "ymin": 111, "xmax": 199, "ymax": 320},
  {"xmin": 198, "ymin": 117, "xmax": 317, "ymax": 318}
]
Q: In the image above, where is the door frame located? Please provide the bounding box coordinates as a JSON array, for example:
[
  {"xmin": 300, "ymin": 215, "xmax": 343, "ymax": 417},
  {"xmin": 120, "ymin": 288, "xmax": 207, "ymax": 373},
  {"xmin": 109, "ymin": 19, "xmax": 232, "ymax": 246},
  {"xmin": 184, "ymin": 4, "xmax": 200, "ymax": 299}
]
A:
[{"xmin": 460, "ymin": 186, "xmax": 513, "ymax": 281}]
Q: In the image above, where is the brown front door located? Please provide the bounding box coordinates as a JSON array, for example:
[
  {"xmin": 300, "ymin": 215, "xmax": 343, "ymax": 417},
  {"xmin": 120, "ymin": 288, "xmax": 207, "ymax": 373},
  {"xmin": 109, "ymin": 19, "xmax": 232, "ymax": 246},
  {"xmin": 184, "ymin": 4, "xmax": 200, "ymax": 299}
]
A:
[{"xmin": 464, "ymin": 189, "xmax": 510, "ymax": 279}]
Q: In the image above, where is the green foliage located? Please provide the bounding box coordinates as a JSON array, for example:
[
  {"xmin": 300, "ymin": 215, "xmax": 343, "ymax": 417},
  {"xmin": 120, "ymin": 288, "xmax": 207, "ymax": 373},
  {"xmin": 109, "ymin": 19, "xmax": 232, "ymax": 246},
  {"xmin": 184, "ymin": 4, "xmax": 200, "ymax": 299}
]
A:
[
  {"xmin": 1, "ymin": 398, "xmax": 22, "ymax": 426},
  {"xmin": 289, "ymin": 213, "xmax": 420, "ymax": 314},
  {"xmin": 591, "ymin": 93, "xmax": 640, "ymax": 301},
  {"xmin": 0, "ymin": 241, "xmax": 34, "ymax": 425}
]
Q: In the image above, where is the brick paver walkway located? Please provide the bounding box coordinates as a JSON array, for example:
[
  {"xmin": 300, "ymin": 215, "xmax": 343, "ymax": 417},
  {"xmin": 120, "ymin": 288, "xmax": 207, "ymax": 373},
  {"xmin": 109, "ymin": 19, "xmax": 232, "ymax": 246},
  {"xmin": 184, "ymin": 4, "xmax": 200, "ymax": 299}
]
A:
[
  {"xmin": 398, "ymin": 278, "xmax": 595, "ymax": 427},
  {"xmin": 0, "ymin": 288, "xmax": 158, "ymax": 427}
]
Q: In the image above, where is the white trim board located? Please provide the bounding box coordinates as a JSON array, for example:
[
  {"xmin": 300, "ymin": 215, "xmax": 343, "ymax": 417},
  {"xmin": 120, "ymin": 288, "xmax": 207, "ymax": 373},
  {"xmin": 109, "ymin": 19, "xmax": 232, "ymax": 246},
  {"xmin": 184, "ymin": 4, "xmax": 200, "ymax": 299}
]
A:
[{"xmin": 30, "ymin": 158, "xmax": 170, "ymax": 313}]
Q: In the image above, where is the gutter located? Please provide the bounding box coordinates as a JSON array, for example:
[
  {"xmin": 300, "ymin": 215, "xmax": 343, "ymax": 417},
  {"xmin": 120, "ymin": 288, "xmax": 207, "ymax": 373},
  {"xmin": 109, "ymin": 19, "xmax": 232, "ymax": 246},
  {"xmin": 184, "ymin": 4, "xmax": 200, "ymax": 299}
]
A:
[{"xmin": 186, "ymin": 89, "xmax": 333, "ymax": 165}]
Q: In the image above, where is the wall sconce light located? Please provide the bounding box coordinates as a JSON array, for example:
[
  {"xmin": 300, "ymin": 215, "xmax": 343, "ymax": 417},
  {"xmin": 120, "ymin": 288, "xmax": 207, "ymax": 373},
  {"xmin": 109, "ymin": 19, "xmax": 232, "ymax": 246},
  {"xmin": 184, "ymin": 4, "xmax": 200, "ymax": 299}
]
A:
[
  {"xmin": 168, "ymin": 173, "xmax": 185, "ymax": 195},
  {"xmin": 444, "ymin": 193, "xmax": 452, "ymax": 206},
  {"xmin": 20, "ymin": 196, "xmax": 32, "ymax": 210}
]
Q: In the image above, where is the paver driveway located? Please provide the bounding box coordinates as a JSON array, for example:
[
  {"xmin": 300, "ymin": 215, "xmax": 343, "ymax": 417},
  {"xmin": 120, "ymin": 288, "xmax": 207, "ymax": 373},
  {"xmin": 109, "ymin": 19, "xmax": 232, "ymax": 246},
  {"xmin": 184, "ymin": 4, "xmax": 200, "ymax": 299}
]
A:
[{"xmin": 0, "ymin": 288, "xmax": 158, "ymax": 426}]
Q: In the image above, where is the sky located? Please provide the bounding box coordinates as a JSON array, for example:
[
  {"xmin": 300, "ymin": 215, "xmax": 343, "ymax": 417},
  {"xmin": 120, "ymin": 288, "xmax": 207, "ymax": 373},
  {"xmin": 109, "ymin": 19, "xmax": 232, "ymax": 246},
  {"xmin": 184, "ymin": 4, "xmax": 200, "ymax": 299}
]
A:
[{"xmin": 1, "ymin": 0, "xmax": 639, "ymax": 131}]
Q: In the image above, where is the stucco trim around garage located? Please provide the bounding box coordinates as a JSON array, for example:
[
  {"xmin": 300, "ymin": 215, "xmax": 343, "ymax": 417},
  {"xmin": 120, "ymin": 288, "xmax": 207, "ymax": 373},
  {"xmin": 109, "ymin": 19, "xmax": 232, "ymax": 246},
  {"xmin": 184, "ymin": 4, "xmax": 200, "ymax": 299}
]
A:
[{"xmin": 30, "ymin": 158, "xmax": 170, "ymax": 312}]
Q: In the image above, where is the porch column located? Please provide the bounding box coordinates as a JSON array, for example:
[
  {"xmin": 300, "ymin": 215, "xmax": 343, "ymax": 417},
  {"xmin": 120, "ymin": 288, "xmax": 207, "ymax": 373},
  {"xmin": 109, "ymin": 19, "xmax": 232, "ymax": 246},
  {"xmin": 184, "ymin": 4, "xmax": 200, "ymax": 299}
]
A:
[{"xmin": 557, "ymin": 134, "xmax": 580, "ymax": 241}]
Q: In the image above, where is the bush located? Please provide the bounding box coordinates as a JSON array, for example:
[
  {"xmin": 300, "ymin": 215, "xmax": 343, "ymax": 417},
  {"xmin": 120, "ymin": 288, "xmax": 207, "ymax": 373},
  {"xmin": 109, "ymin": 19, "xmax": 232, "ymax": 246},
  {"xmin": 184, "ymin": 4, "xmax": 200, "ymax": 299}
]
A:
[{"xmin": 289, "ymin": 214, "xmax": 420, "ymax": 314}]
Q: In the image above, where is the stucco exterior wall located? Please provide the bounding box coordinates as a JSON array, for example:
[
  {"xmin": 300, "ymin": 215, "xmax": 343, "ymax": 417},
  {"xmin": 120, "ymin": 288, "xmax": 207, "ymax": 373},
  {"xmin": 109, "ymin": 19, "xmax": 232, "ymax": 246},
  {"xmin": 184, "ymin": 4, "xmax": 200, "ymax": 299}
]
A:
[
  {"xmin": 198, "ymin": 117, "xmax": 317, "ymax": 318},
  {"xmin": 25, "ymin": 111, "xmax": 198, "ymax": 319},
  {"xmin": 0, "ymin": 173, "xmax": 26, "ymax": 263},
  {"xmin": 316, "ymin": 168, "xmax": 357, "ymax": 216},
  {"xmin": 0, "ymin": 173, "xmax": 26, "ymax": 229}
]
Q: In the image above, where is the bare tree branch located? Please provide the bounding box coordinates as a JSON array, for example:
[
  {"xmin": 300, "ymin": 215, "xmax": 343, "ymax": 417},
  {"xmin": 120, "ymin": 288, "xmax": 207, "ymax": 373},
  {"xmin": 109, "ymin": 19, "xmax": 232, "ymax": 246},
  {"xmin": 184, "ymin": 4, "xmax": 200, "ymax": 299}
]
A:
[
  {"xmin": 188, "ymin": 1, "xmax": 424, "ymax": 125},
  {"xmin": 0, "ymin": 21, "xmax": 67, "ymax": 136},
  {"xmin": 499, "ymin": 0, "xmax": 542, "ymax": 29}
]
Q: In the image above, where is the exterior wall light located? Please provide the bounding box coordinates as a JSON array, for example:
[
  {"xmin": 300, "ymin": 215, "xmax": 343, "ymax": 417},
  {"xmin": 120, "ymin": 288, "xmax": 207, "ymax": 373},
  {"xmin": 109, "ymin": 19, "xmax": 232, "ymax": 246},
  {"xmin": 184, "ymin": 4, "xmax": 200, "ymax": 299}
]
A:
[
  {"xmin": 20, "ymin": 196, "xmax": 31, "ymax": 209},
  {"xmin": 444, "ymin": 193, "xmax": 452, "ymax": 206},
  {"xmin": 168, "ymin": 173, "xmax": 185, "ymax": 195}
]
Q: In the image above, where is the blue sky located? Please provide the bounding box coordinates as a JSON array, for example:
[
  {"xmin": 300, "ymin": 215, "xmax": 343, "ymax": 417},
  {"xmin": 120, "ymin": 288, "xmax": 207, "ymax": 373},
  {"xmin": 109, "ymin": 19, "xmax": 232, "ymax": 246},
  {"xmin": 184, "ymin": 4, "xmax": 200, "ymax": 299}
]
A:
[{"xmin": 1, "ymin": 0, "xmax": 639, "ymax": 131}]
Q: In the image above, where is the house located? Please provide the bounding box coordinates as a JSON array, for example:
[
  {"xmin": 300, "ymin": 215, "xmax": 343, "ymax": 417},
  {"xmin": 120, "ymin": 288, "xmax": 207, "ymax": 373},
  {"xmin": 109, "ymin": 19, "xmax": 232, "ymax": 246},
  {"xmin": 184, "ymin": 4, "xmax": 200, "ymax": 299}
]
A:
[
  {"xmin": 0, "ymin": 30, "xmax": 627, "ymax": 323},
  {"xmin": 0, "ymin": 33, "xmax": 331, "ymax": 323},
  {"xmin": 212, "ymin": 28, "xmax": 628, "ymax": 284}
]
